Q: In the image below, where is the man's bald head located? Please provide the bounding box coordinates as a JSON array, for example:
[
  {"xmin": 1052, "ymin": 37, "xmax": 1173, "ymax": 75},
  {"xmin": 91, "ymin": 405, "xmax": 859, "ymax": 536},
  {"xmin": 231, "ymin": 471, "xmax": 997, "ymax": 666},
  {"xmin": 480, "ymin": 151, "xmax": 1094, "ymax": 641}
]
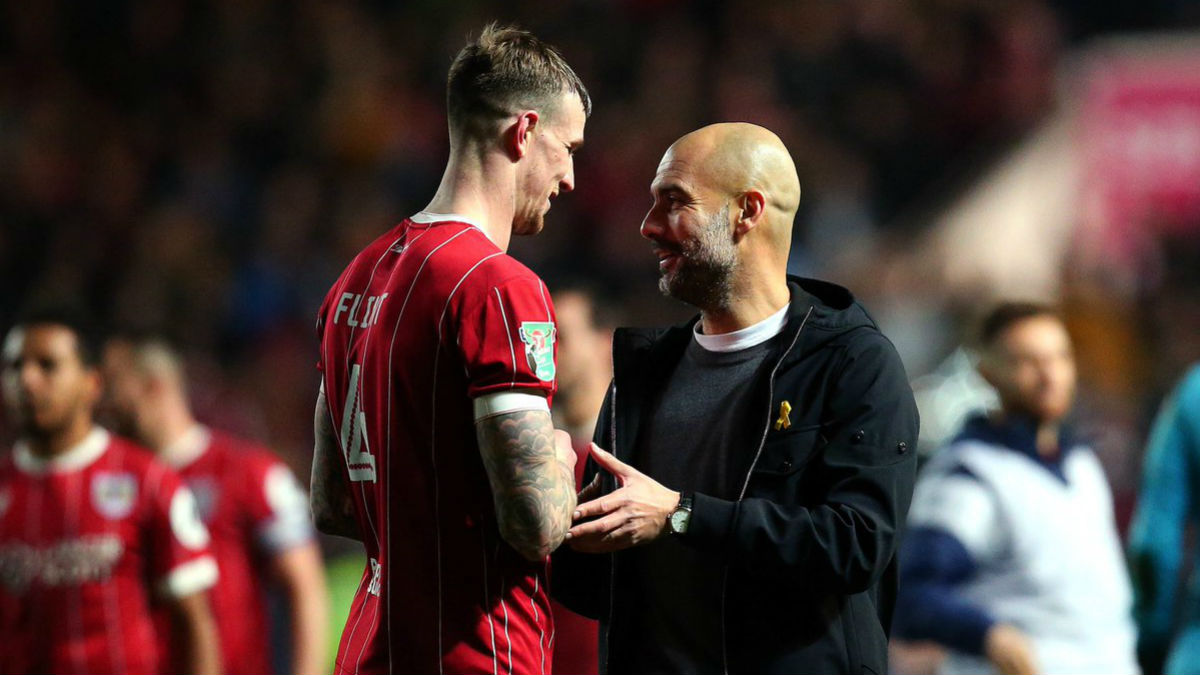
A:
[
  {"xmin": 662, "ymin": 123, "xmax": 801, "ymax": 246},
  {"xmin": 106, "ymin": 337, "xmax": 187, "ymax": 389},
  {"xmin": 101, "ymin": 336, "xmax": 190, "ymax": 441}
]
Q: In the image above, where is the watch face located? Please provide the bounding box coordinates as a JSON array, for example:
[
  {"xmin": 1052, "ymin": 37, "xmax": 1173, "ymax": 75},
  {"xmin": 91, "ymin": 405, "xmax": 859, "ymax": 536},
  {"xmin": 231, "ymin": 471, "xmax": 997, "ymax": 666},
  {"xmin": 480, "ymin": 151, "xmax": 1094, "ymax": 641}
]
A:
[{"xmin": 670, "ymin": 509, "xmax": 688, "ymax": 534}]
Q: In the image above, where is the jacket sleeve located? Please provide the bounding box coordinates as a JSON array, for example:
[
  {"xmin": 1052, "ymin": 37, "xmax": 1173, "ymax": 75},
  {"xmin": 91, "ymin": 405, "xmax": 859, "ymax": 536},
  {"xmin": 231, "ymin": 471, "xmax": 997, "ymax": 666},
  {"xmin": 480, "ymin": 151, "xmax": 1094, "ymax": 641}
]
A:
[
  {"xmin": 683, "ymin": 331, "xmax": 919, "ymax": 593},
  {"xmin": 1128, "ymin": 365, "xmax": 1200, "ymax": 666},
  {"xmin": 893, "ymin": 526, "xmax": 995, "ymax": 654},
  {"xmin": 550, "ymin": 382, "xmax": 615, "ymax": 619}
]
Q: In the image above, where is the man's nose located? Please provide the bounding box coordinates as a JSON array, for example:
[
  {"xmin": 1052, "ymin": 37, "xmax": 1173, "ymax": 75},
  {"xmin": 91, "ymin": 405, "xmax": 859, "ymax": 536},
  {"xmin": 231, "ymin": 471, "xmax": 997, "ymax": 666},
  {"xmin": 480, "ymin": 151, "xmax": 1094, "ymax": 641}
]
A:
[
  {"xmin": 560, "ymin": 163, "xmax": 575, "ymax": 193},
  {"xmin": 640, "ymin": 209, "xmax": 664, "ymax": 241}
]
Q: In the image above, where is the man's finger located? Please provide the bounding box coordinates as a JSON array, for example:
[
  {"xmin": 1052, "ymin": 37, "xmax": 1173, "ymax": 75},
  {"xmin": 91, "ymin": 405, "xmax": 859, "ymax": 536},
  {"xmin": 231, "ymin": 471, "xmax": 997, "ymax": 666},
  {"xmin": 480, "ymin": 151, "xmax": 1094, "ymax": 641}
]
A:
[
  {"xmin": 568, "ymin": 525, "xmax": 638, "ymax": 554},
  {"xmin": 568, "ymin": 533, "xmax": 618, "ymax": 554},
  {"xmin": 566, "ymin": 512, "xmax": 625, "ymax": 539},
  {"xmin": 576, "ymin": 473, "xmax": 602, "ymax": 502},
  {"xmin": 573, "ymin": 491, "xmax": 621, "ymax": 520},
  {"xmin": 589, "ymin": 443, "xmax": 634, "ymax": 477}
]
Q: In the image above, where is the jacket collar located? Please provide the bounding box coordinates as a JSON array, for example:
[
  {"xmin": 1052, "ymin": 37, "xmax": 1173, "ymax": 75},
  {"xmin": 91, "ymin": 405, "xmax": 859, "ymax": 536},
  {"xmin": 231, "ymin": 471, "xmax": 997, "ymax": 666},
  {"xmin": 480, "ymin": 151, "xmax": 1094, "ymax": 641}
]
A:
[
  {"xmin": 608, "ymin": 275, "xmax": 871, "ymax": 463},
  {"xmin": 614, "ymin": 275, "xmax": 876, "ymax": 365},
  {"xmin": 954, "ymin": 412, "xmax": 1079, "ymax": 483}
]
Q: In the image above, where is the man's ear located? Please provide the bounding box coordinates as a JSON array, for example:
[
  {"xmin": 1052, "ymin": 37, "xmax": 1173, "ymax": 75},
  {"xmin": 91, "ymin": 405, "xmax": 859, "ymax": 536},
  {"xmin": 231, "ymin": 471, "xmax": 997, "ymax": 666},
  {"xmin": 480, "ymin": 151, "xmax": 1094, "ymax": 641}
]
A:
[
  {"xmin": 83, "ymin": 368, "xmax": 104, "ymax": 408},
  {"xmin": 507, "ymin": 110, "xmax": 540, "ymax": 161},
  {"xmin": 733, "ymin": 189, "xmax": 767, "ymax": 240}
]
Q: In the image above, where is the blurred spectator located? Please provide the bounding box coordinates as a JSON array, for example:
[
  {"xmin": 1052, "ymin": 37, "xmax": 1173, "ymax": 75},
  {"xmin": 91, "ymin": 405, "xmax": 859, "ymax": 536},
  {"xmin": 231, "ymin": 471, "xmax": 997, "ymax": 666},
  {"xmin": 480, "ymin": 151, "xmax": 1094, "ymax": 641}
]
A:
[
  {"xmin": 102, "ymin": 335, "xmax": 328, "ymax": 675},
  {"xmin": 0, "ymin": 306, "xmax": 221, "ymax": 675},
  {"xmin": 548, "ymin": 286, "xmax": 613, "ymax": 675},
  {"xmin": 893, "ymin": 303, "xmax": 1138, "ymax": 675},
  {"xmin": 1128, "ymin": 364, "xmax": 1200, "ymax": 675},
  {"xmin": 550, "ymin": 286, "xmax": 615, "ymax": 442}
]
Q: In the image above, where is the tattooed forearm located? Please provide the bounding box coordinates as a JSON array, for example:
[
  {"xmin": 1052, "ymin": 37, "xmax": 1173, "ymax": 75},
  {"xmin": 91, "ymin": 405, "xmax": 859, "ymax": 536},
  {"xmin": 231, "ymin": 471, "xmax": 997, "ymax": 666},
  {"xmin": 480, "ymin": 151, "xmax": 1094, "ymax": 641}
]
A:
[
  {"xmin": 311, "ymin": 388, "xmax": 361, "ymax": 541},
  {"xmin": 477, "ymin": 409, "xmax": 577, "ymax": 561}
]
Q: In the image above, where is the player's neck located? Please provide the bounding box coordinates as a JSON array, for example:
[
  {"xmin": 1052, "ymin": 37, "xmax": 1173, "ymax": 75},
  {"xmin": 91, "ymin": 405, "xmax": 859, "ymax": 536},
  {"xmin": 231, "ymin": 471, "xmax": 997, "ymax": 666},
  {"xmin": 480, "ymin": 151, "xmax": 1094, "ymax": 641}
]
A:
[
  {"xmin": 147, "ymin": 402, "xmax": 198, "ymax": 453},
  {"xmin": 425, "ymin": 149, "xmax": 515, "ymax": 251},
  {"xmin": 25, "ymin": 413, "xmax": 94, "ymax": 459}
]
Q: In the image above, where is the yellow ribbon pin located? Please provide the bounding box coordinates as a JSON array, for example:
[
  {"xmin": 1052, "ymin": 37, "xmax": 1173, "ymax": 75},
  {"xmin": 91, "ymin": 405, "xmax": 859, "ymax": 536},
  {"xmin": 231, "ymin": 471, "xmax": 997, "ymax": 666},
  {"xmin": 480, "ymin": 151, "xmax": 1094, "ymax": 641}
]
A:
[{"xmin": 774, "ymin": 400, "xmax": 792, "ymax": 431}]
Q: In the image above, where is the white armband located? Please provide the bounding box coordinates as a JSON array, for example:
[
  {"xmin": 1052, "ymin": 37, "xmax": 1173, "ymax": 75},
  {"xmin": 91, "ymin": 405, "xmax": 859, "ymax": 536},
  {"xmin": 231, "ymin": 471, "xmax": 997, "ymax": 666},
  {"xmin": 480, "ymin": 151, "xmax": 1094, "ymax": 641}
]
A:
[{"xmin": 473, "ymin": 391, "xmax": 550, "ymax": 421}]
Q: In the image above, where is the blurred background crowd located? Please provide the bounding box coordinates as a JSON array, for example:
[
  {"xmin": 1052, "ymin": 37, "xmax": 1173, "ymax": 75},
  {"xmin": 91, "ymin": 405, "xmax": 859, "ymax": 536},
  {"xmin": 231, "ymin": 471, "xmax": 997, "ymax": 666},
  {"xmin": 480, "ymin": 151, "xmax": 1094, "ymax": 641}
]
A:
[{"xmin": 3, "ymin": 0, "xmax": 1200, "ymax": 672}]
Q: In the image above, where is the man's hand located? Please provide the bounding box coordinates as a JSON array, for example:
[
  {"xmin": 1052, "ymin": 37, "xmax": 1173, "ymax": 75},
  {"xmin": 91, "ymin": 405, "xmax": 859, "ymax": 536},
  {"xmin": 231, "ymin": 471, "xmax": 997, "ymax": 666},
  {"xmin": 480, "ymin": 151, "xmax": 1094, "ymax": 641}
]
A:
[
  {"xmin": 985, "ymin": 623, "xmax": 1039, "ymax": 675},
  {"xmin": 565, "ymin": 444, "xmax": 679, "ymax": 553}
]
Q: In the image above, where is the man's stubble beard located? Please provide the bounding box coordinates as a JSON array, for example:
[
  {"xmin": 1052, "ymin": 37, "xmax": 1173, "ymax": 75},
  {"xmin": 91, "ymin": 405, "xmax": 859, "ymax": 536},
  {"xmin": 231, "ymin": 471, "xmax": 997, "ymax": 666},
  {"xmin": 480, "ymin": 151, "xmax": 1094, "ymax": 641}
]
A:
[
  {"xmin": 659, "ymin": 205, "xmax": 737, "ymax": 311},
  {"xmin": 512, "ymin": 202, "xmax": 545, "ymax": 237}
]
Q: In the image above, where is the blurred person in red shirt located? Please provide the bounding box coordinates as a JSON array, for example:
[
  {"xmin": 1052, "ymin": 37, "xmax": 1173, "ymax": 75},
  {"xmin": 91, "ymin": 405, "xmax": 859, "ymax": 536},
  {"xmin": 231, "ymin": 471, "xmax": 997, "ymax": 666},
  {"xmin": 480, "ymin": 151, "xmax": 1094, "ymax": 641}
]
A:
[
  {"xmin": 102, "ymin": 334, "xmax": 328, "ymax": 675},
  {"xmin": 0, "ymin": 306, "xmax": 221, "ymax": 675},
  {"xmin": 548, "ymin": 286, "xmax": 614, "ymax": 675}
]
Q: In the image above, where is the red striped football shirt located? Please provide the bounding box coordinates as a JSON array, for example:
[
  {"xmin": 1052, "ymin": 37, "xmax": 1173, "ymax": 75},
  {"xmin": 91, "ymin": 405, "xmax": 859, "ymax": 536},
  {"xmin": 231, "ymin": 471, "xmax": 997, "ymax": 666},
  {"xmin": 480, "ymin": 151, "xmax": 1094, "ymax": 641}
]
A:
[
  {"xmin": 317, "ymin": 213, "xmax": 559, "ymax": 675},
  {"xmin": 0, "ymin": 428, "xmax": 217, "ymax": 675},
  {"xmin": 153, "ymin": 426, "xmax": 315, "ymax": 675}
]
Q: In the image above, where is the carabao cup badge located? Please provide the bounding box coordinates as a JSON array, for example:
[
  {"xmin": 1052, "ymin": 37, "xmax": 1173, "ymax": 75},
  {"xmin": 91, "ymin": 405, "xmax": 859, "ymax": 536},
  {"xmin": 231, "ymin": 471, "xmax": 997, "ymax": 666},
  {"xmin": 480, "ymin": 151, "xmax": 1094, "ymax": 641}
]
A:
[{"xmin": 518, "ymin": 321, "xmax": 557, "ymax": 382}]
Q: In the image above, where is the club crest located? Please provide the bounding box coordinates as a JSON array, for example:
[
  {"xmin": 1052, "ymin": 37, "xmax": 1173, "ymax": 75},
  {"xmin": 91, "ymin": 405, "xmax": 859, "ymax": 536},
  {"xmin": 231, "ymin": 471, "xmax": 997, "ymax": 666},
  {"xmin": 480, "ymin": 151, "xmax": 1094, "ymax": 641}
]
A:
[
  {"xmin": 518, "ymin": 321, "xmax": 557, "ymax": 382},
  {"xmin": 92, "ymin": 472, "xmax": 138, "ymax": 520}
]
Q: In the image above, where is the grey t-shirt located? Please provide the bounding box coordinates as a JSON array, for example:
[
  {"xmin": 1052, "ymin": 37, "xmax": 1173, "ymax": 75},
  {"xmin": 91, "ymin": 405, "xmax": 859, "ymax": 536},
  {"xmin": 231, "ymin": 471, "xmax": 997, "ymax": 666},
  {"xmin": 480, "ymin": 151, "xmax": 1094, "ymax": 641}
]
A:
[{"xmin": 626, "ymin": 334, "xmax": 779, "ymax": 674}]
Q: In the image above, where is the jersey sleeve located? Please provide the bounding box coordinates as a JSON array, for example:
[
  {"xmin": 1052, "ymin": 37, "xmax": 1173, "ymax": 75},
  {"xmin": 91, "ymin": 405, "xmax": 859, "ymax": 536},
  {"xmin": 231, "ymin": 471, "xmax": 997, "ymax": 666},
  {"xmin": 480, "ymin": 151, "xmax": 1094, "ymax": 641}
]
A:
[
  {"xmin": 242, "ymin": 455, "xmax": 316, "ymax": 553},
  {"xmin": 458, "ymin": 275, "xmax": 558, "ymax": 400},
  {"xmin": 316, "ymin": 285, "xmax": 336, "ymax": 373},
  {"xmin": 907, "ymin": 465, "xmax": 1005, "ymax": 562},
  {"xmin": 145, "ymin": 464, "xmax": 218, "ymax": 598}
]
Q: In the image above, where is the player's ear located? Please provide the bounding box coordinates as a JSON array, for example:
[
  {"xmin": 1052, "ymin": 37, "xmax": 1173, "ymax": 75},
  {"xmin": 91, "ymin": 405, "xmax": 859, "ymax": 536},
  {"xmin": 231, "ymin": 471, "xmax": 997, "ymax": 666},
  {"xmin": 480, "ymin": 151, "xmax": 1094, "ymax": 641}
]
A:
[
  {"xmin": 508, "ymin": 110, "xmax": 539, "ymax": 161},
  {"xmin": 83, "ymin": 367, "xmax": 104, "ymax": 407},
  {"xmin": 733, "ymin": 189, "xmax": 766, "ymax": 240}
]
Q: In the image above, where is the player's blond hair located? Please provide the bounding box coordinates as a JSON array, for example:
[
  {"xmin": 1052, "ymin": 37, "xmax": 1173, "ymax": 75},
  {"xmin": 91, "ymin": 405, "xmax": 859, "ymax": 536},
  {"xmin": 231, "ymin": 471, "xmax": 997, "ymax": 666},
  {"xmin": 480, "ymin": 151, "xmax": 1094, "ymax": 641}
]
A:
[{"xmin": 447, "ymin": 22, "xmax": 591, "ymax": 141}]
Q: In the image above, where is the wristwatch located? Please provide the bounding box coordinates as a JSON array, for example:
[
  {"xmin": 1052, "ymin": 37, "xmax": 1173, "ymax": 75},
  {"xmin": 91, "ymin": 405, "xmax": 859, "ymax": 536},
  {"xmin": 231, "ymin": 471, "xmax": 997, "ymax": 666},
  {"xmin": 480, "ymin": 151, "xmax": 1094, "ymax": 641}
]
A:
[{"xmin": 667, "ymin": 493, "xmax": 693, "ymax": 536}]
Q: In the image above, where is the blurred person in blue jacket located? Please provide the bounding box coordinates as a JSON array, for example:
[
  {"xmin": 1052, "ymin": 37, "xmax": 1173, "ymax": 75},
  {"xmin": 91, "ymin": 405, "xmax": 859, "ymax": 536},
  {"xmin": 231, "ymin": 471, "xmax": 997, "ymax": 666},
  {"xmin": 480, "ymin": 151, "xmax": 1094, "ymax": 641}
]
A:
[
  {"xmin": 1128, "ymin": 364, "xmax": 1200, "ymax": 675},
  {"xmin": 893, "ymin": 302, "xmax": 1139, "ymax": 675}
]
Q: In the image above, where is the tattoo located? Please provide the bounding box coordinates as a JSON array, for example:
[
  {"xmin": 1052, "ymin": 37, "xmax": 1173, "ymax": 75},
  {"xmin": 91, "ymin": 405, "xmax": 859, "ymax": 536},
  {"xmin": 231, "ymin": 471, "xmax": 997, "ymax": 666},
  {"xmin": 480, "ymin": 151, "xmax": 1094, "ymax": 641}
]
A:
[
  {"xmin": 477, "ymin": 409, "xmax": 577, "ymax": 561},
  {"xmin": 311, "ymin": 389, "xmax": 361, "ymax": 541}
]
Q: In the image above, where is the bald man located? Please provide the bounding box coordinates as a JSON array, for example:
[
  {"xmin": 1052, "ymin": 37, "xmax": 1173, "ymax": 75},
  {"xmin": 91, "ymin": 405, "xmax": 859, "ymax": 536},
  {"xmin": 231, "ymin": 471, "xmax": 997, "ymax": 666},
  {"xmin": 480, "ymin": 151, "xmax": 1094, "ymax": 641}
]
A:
[
  {"xmin": 102, "ymin": 336, "xmax": 328, "ymax": 675},
  {"xmin": 552, "ymin": 123, "xmax": 919, "ymax": 674}
]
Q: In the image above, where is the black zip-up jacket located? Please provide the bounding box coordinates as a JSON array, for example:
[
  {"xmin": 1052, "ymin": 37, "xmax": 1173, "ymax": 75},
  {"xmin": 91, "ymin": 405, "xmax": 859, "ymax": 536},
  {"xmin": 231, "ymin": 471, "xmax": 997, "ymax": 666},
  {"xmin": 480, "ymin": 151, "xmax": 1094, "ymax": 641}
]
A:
[{"xmin": 553, "ymin": 276, "xmax": 920, "ymax": 674}]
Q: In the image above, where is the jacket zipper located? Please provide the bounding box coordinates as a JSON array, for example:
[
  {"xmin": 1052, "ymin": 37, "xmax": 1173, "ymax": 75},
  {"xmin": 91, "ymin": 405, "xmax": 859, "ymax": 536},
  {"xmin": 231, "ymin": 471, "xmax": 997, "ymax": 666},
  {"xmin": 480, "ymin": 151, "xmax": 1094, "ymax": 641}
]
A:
[
  {"xmin": 719, "ymin": 305, "xmax": 814, "ymax": 675},
  {"xmin": 603, "ymin": 376, "xmax": 618, "ymax": 674}
]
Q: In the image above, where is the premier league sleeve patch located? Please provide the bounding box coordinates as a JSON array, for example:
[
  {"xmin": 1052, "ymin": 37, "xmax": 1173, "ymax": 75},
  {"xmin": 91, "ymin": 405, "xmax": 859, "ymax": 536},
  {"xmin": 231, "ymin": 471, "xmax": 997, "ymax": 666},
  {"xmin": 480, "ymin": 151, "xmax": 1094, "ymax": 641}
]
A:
[{"xmin": 518, "ymin": 321, "xmax": 557, "ymax": 382}]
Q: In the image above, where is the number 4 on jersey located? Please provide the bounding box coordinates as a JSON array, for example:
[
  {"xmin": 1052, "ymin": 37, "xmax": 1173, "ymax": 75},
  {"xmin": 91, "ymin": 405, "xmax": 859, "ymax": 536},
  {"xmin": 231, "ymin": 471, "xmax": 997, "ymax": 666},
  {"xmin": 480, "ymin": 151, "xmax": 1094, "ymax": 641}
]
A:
[{"xmin": 340, "ymin": 364, "xmax": 377, "ymax": 483}]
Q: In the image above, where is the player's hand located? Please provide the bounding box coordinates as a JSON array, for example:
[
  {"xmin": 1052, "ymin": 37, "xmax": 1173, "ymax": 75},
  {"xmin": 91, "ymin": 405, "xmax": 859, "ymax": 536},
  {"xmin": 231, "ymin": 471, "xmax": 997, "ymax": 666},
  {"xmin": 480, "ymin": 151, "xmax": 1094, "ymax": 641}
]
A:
[
  {"xmin": 565, "ymin": 444, "xmax": 679, "ymax": 553},
  {"xmin": 985, "ymin": 624, "xmax": 1039, "ymax": 675},
  {"xmin": 553, "ymin": 429, "xmax": 577, "ymax": 473}
]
